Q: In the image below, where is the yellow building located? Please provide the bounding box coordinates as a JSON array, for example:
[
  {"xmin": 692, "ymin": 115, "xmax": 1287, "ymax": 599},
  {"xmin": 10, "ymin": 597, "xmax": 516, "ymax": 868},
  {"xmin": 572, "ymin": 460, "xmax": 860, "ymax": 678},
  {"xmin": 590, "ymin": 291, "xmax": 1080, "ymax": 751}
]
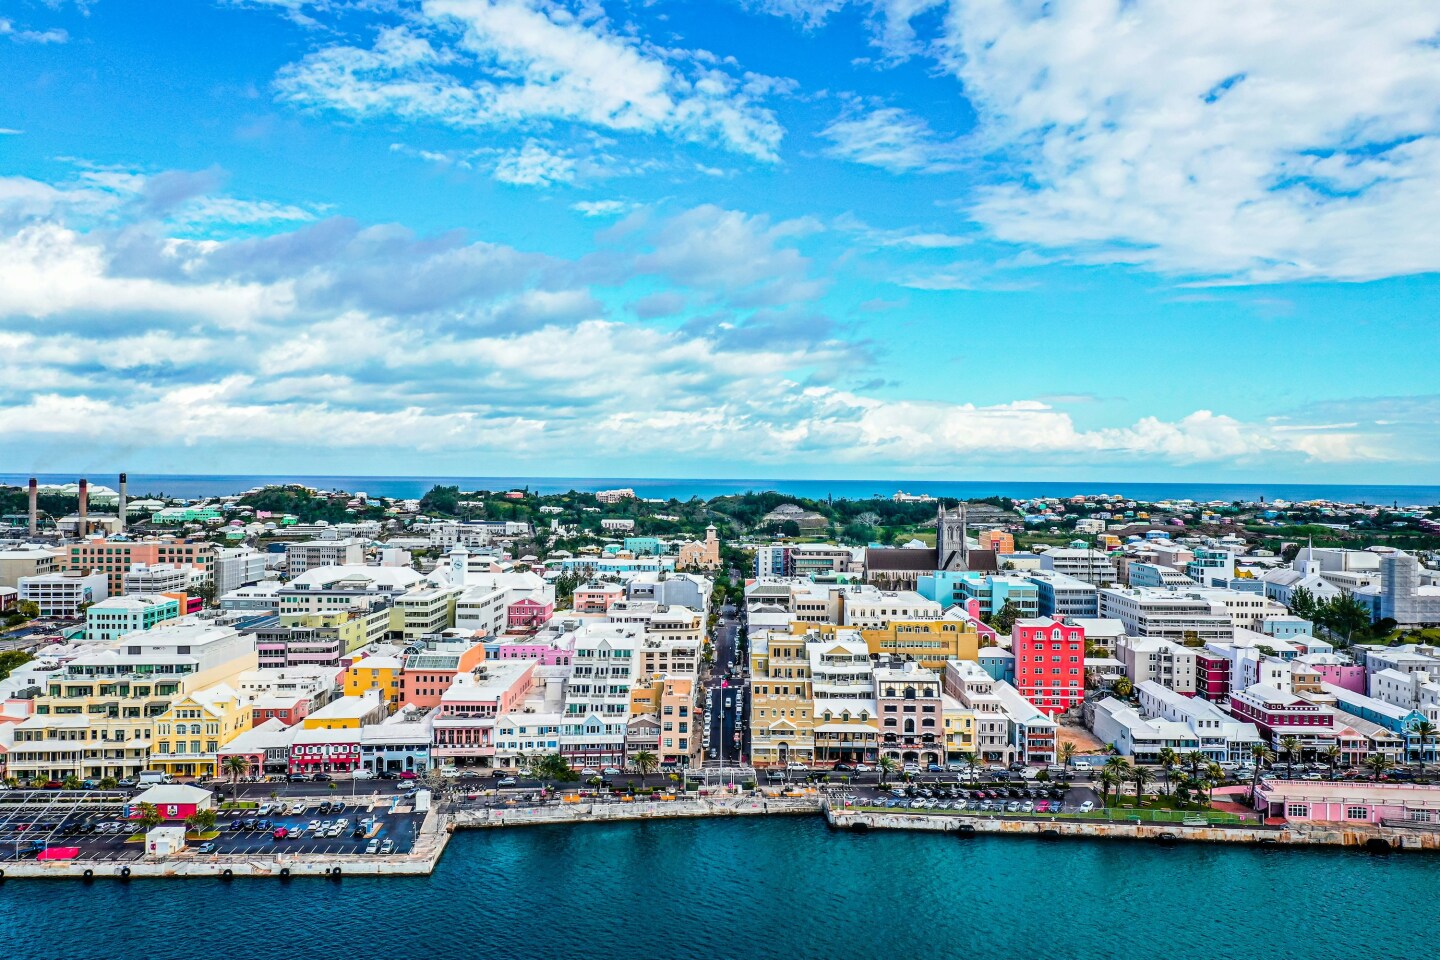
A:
[
  {"xmin": 795, "ymin": 620, "xmax": 980, "ymax": 671},
  {"xmin": 749, "ymin": 629, "xmax": 815, "ymax": 766},
  {"xmin": 942, "ymin": 696, "xmax": 977, "ymax": 762},
  {"xmin": 301, "ymin": 690, "xmax": 387, "ymax": 730},
  {"xmin": 8, "ymin": 623, "xmax": 256, "ymax": 781},
  {"xmin": 280, "ymin": 606, "xmax": 391, "ymax": 656},
  {"xmin": 345, "ymin": 655, "xmax": 403, "ymax": 705},
  {"xmin": 152, "ymin": 683, "xmax": 253, "ymax": 777}
]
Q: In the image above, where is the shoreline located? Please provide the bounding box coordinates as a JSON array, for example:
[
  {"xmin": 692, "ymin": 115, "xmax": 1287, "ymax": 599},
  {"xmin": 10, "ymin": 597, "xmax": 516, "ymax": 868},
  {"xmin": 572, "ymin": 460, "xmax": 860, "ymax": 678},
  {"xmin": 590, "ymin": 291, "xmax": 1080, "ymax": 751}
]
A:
[{"xmin": 4, "ymin": 794, "xmax": 1437, "ymax": 880}]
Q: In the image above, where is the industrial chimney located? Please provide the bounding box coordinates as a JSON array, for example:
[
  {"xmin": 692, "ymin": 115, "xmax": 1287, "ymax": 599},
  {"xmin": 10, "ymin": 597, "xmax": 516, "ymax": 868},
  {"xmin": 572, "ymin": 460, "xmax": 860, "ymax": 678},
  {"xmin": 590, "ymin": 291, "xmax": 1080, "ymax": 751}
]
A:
[
  {"xmin": 118, "ymin": 472, "xmax": 128, "ymax": 534},
  {"xmin": 28, "ymin": 477, "xmax": 37, "ymax": 537},
  {"xmin": 77, "ymin": 477, "xmax": 88, "ymax": 537}
]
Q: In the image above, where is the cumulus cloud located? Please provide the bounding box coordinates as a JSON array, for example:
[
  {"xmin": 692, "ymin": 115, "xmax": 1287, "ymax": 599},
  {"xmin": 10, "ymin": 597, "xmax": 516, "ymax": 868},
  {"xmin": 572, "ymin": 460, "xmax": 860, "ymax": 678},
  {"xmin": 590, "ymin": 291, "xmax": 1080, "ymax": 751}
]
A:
[
  {"xmin": 940, "ymin": 0, "xmax": 1440, "ymax": 281},
  {"xmin": 274, "ymin": 2, "xmax": 789, "ymax": 161},
  {"xmin": 492, "ymin": 141, "xmax": 577, "ymax": 186}
]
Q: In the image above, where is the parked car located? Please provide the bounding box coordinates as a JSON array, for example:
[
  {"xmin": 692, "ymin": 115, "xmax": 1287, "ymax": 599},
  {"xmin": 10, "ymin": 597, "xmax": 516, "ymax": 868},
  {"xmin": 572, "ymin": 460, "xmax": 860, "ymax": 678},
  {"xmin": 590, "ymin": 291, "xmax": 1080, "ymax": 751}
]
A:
[
  {"xmin": 288, "ymin": 773, "xmax": 310, "ymax": 783},
  {"xmin": 365, "ymin": 838, "xmax": 381, "ymax": 854},
  {"xmin": 197, "ymin": 841, "xmax": 216, "ymax": 854},
  {"xmin": 272, "ymin": 827, "xmax": 289, "ymax": 840},
  {"xmin": 380, "ymin": 839, "xmax": 394, "ymax": 854},
  {"xmin": 1079, "ymin": 801, "xmax": 1095, "ymax": 813},
  {"xmin": 497, "ymin": 776, "xmax": 518, "ymax": 787}
]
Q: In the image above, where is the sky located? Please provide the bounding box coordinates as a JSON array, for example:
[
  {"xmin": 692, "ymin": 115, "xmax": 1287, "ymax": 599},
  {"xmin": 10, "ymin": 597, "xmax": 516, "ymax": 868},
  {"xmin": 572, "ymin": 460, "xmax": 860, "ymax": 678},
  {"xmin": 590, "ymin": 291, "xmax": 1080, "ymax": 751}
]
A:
[{"xmin": 1, "ymin": 0, "xmax": 1438, "ymax": 483}]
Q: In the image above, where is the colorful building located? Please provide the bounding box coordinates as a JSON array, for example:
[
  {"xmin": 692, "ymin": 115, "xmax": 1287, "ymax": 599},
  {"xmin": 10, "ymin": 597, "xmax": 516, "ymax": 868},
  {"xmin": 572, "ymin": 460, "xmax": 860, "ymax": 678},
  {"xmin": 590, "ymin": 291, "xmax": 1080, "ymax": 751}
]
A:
[
  {"xmin": 1012, "ymin": 617, "xmax": 1086, "ymax": 716},
  {"xmin": 150, "ymin": 683, "xmax": 252, "ymax": 778},
  {"xmin": 345, "ymin": 655, "xmax": 403, "ymax": 705},
  {"xmin": 84, "ymin": 594, "xmax": 182, "ymax": 641},
  {"xmin": 63, "ymin": 538, "xmax": 215, "ymax": 596}
]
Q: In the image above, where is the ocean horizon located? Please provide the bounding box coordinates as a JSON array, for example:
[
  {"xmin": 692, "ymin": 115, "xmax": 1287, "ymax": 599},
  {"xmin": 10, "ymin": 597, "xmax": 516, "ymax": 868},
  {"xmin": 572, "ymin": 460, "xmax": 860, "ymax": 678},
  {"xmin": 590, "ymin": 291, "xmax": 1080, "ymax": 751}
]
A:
[{"xmin": 4, "ymin": 473, "xmax": 1440, "ymax": 506}]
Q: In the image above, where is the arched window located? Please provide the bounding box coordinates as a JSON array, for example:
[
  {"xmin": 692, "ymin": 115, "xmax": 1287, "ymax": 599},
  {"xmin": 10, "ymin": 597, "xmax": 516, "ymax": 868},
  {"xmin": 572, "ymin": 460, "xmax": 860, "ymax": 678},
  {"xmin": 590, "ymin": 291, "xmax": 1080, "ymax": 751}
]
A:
[{"xmin": 903, "ymin": 719, "xmax": 915, "ymax": 734}]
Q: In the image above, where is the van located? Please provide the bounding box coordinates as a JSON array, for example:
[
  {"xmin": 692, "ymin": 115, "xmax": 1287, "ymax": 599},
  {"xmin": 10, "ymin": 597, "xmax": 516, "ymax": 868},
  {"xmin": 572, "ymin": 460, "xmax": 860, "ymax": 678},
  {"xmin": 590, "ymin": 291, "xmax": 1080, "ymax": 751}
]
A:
[{"xmin": 137, "ymin": 770, "xmax": 169, "ymax": 786}]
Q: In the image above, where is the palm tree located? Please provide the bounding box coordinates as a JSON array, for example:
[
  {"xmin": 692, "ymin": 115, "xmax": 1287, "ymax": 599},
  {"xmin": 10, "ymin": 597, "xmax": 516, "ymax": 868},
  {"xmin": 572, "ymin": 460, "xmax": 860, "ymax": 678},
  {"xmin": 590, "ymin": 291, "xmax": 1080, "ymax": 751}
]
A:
[
  {"xmin": 1098, "ymin": 768, "xmax": 1119, "ymax": 807},
  {"xmin": 1131, "ymin": 766, "xmax": 1152, "ymax": 805},
  {"xmin": 1321, "ymin": 744, "xmax": 1341, "ymax": 780},
  {"xmin": 61, "ymin": 774, "xmax": 82, "ymax": 791},
  {"xmin": 222, "ymin": 754, "xmax": 250, "ymax": 795},
  {"xmin": 1204, "ymin": 762, "xmax": 1225, "ymax": 802},
  {"xmin": 99, "ymin": 776, "xmax": 118, "ymax": 791},
  {"xmin": 1059, "ymin": 742, "xmax": 1076, "ymax": 773},
  {"xmin": 1185, "ymin": 751, "xmax": 1206, "ymax": 781},
  {"xmin": 1364, "ymin": 752, "xmax": 1394, "ymax": 782},
  {"xmin": 1279, "ymin": 736, "xmax": 1302, "ymax": 779},
  {"xmin": 631, "ymin": 751, "xmax": 660, "ymax": 777},
  {"xmin": 961, "ymin": 751, "xmax": 979, "ymax": 782},
  {"xmin": 1112, "ymin": 676, "xmax": 1134, "ymax": 699},
  {"xmin": 1411, "ymin": 720, "xmax": 1437, "ymax": 774},
  {"xmin": 1250, "ymin": 743, "xmax": 1275, "ymax": 803},
  {"xmin": 877, "ymin": 755, "xmax": 899, "ymax": 787},
  {"xmin": 1157, "ymin": 748, "xmax": 1178, "ymax": 795}
]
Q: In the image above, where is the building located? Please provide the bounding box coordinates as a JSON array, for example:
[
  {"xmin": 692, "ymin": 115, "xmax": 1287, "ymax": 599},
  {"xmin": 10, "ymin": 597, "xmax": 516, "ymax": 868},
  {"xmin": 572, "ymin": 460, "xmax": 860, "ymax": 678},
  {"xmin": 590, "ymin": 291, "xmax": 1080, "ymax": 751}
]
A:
[
  {"xmin": 1380, "ymin": 555, "xmax": 1440, "ymax": 627},
  {"xmin": 302, "ymin": 690, "xmax": 388, "ymax": 730},
  {"xmin": 1127, "ymin": 563, "xmax": 1197, "ymax": 589},
  {"xmin": 399, "ymin": 639, "xmax": 488, "ymax": 709},
  {"xmin": 215, "ymin": 718, "xmax": 294, "ymax": 777},
  {"xmin": 150, "ymin": 683, "xmax": 251, "ymax": 778},
  {"xmin": 64, "ymin": 538, "xmax": 215, "ymax": 596},
  {"xmin": 572, "ymin": 581, "xmax": 624, "ymax": 614},
  {"xmin": 749, "ymin": 629, "xmax": 815, "ymax": 767},
  {"xmin": 285, "ymin": 538, "xmax": 366, "ymax": 576},
  {"xmin": 978, "ymin": 647, "xmax": 1014, "ymax": 684},
  {"xmin": 214, "ymin": 547, "xmax": 269, "ymax": 596},
  {"xmin": 17, "ymin": 571, "xmax": 109, "ymax": 617},
  {"xmin": 595, "ymin": 488, "xmax": 637, "ymax": 504},
  {"xmin": 289, "ymin": 726, "xmax": 361, "ymax": 776},
  {"xmin": 1136, "ymin": 680, "xmax": 1262, "ymax": 762},
  {"xmin": 1115, "ymin": 636, "xmax": 1198, "ymax": 695},
  {"xmin": 122, "ymin": 563, "xmax": 194, "ymax": 596},
  {"xmin": 1254, "ymin": 780, "xmax": 1440, "ymax": 825},
  {"xmin": 1227, "ymin": 684, "xmax": 1336, "ymax": 755},
  {"xmin": 1040, "ymin": 548, "xmax": 1118, "ymax": 586},
  {"xmin": 128, "ymin": 784, "xmax": 213, "ymax": 822},
  {"xmin": 1090, "ymin": 697, "xmax": 1201, "ymax": 762},
  {"xmin": 943, "ymin": 660, "xmax": 1015, "ymax": 765},
  {"xmin": 431, "ymin": 660, "xmax": 536, "ymax": 770},
  {"xmin": 875, "ymin": 660, "xmax": 945, "ymax": 768},
  {"xmin": 361, "ymin": 708, "xmax": 435, "ymax": 775},
  {"xmin": 676, "ymin": 524, "xmax": 721, "ymax": 570},
  {"xmin": 0, "ymin": 545, "xmax": 61, "ymax": 589},
  {"xmin": 1012, "ymin": 618, "xmax": 1086, "ymax": 716},
  {"xmin": 345, "ymin": 655, "xmax": 403, "ymax": 706},
  {"xmin": 7, "ymin": 623, "xmax": 256, "ymax": 781},
  {"xmin": 838, "ymin": 586, "xmax": 941, "ymax": 629},
  {"xmin": 1098, "ymin": 587, "xmax": 1234, "ymax": 642},
  {"xmin": 856, "ymin": 619, "xmax": 980, "ymax": 670},
  {"xmin": 254, "ymin": 604, "xmax": 392, "ymax": 669},
  {"xmin": 219, "ymin": 581, "xmax": 282, "ymax": 614},
  {"xmin": 1027, "ymin": 571, "xmax": 1099, "ymax": 619},
  {"xmin": 992, "ymin": 681, "xmax": 1059, "ymax": 765},
  {"xmin": 625, "ymin": 572, "xmax": 712, "ymax": 614},
  {"xmin": 85, "ymin": 594, "xmax": 182, "ymax": 641},
  {"xmin": 560, "ymin": 627, "xmax": 640, "ymax": 768}
]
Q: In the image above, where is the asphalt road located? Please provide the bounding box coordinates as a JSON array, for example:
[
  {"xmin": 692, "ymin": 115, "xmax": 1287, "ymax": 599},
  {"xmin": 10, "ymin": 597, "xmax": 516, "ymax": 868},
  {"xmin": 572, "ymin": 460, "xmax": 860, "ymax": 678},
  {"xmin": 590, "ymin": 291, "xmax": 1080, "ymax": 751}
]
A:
[{"xmin": 705, "ymin": 605, "xmax": 749, "ymax": 766}]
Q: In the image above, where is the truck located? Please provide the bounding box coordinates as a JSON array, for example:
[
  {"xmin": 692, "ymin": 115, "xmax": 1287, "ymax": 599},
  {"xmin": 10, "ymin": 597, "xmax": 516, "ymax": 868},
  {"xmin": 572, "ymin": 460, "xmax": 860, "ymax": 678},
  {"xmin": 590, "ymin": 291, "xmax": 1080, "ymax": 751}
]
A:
[{"xmin": 137, "ymin": 770, "xmax": 172, "ymax": 786}]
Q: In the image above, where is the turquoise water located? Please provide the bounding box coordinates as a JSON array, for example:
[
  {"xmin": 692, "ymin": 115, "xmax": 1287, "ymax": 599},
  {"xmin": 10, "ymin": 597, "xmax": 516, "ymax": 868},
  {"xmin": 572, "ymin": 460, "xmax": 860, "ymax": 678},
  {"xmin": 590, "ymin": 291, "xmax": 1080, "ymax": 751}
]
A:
[{"xmin": 2, "ymin": 819, "xmax": 1433, "ymax": 959}]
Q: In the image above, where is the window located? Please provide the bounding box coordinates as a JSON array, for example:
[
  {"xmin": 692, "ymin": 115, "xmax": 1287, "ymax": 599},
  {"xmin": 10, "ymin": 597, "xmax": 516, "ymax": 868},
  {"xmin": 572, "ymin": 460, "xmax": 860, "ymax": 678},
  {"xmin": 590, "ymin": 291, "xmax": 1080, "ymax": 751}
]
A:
[
  {"xmin": 1286, "ymin": 804, "xmax": 1309, "ymax": 818},
  {"xmin": 1346, "ymin": 806, "xmax": 1368, "ymax": 821}
]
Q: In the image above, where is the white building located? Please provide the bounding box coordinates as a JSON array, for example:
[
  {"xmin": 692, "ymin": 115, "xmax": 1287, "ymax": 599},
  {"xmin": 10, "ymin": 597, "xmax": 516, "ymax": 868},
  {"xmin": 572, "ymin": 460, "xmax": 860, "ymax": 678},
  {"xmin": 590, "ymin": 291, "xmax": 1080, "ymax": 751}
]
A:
[
  {"xmin": 1115, "ymin": 636, "xmax": 1198, "ymax": 695},
  {"xmin": 123, "ymin": 563, "xmax": 196, "ymax": 596},
  {"xmin": 286, "ymin": 539, "xmax": 366, "ymax": 576},
  {"xmin": 1136, "ymin": 680, "xmax": 1263, "ymax": 762},
  {"xmin": 1098, "ymin": 587, "xmax": 1234, "ymax": 641},
  {"xmin": 17, "ymin": 571, "xmax": 109, "ymax": 617},
  {"xmin": 214, "ymin": 547, "xmax": 268, "ymax": 596}
]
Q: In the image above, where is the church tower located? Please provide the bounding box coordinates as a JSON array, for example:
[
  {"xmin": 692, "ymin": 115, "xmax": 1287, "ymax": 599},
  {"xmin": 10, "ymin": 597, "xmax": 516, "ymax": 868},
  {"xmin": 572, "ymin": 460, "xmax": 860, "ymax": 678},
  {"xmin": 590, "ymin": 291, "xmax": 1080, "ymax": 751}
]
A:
[{"xmin": 936, "ymin": 502, "xmax": 969, "ymax": 571}]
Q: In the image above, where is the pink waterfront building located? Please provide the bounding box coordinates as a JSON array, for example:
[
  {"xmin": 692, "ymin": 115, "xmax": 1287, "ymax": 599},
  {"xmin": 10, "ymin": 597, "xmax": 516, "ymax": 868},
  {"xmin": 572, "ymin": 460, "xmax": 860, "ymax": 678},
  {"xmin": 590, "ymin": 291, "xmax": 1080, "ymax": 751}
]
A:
[
  {"xmin": 1256, "ymin": 780, "xmax": 1440, "ymax": 825},
  {"xmin": 507, "ymin": 597, "xmax": 554, "ymax": 630}
]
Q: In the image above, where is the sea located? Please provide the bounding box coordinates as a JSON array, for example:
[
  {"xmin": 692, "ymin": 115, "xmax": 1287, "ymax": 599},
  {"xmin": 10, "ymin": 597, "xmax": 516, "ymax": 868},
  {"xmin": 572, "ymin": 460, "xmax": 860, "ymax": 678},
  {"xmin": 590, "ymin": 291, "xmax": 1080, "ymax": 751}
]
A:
[
  {"xmin": 4, "ymin": 473, "xmax": 1440, "ymax": 506},
  {"xmin": 0, "ymin": 819, "xmax": 1428, "ymax": 959}
]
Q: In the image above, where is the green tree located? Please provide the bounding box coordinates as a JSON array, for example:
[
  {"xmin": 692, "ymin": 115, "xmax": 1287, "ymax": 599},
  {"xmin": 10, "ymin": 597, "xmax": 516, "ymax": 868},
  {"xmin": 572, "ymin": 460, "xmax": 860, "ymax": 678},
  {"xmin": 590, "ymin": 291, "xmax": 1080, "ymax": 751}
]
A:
[
  {"xmin": 1111, "ymin": 676, "xmax": 1134, "ymax": 699},
  {"xmin": 1321, "ymin": 744, "xmax": 1341, "ymax": 780},
  {"xmin": 1279, "ymin": 736, "xmax": 1302, "ymax": 779},
  {"xmin": 1411, "ymin": 719, "xmax": 1437, "ymax": 774},
  {"xmin": 993, "ymin": 599, "xmax": 1021, "ymax": 635},
  {"xmin": 1185, "ymin": 750, "xmax": 1207, "ymax": 780},
  {"xmin": 1314, "ymin": 591, "xmax": 1372, "ymax": 646},
  {"xmin": 1098, "ymin": 768, "xmax": 1120, "ymax": 806},
  {"xmin": 0, "ymin": 650, "xmax": 35, "ymax": 682},
  {"xmin": 99, "ymin": 776, "xmax": 119, "ymax": 790},
  {"xmin": 1364, "ymin": 752, "xmax": 1394, "ymax": 782},
  {"xmin": 1250, "ymin": 743, "xmax": 1275, "ymax": 801},
  {"xmin": 631, "ymin": 751, "xmax": 660, "ymax": 776},
  {"xmin": 1205, "ymin": 762, "xmax": 1226, "ymax": 802},
  {"xmin": 61, "ymin": 774, "xmax": 82, "ymax": 790},
  {"xmin": 222, "ymin": 754, "xmax": 251, "ymax": 794},
  {"xmin": 877, "ymin": 755, "xmax": 899, "ymax": 786},
  {"xmin": 523, "ymin": 753, "xmax": 578, "ymax": 783},
  {"xmin": 419, "ymin": 485, "xmax": 461, "ymax": 516},
  {"xmin": 1157, "ymin": 748, "xmax": 1178, "ymax": 794},
  {"xmin": 1288, "ymin": 586, "xmax": 1317, "ymax": 621},
  {"xmin": 1059, "ymin": 742, "xmax": 1076, "ymax": 773},
  {"xmin": 1131, "ymin": 765, "xmax": 1152, "ymax": 804},
  {"xmin": 15, "ymin": 600, "xmax": 40, "ymax": 621},
  {"xmin": 185, "ymin": 809, "xmax": 218, "ymax": 835},
  {"xmin": 134, "ymin": 802, "xmax": 164, "ymax": 832}
]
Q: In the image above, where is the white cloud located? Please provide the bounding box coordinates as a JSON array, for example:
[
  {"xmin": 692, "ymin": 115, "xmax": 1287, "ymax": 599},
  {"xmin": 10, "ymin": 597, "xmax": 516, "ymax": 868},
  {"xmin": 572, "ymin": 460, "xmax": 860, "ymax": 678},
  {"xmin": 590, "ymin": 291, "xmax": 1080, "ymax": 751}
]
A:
[
  {"xmin": 939, "ymin": 0, "xmax": 1440, "ymax": 281},
  {"xmin": 820, "ymin": 105, "xmax": 963, "ymax": 174},
  {"xmin": 571, "ymin": 199, "xmax": 635, "ymax": 217},
  {"xmin": 275, "ymin": 2, "xmax": 788, "ymax": 160},
  {"xmin": 492, "ymin": 141, "xmax": 577, "ymax": 186},
  {"xmin": 0, "ymin": 18, "xmax": 69, "ymax": 44}
]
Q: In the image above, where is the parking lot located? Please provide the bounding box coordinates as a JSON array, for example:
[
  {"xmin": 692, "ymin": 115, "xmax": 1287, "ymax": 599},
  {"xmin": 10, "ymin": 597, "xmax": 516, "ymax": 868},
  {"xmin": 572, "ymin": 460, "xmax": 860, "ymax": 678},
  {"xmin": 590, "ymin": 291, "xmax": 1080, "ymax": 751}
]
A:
[{"xmin": 0, "ymin": 790, "xmax": 423, "ymax": 861}]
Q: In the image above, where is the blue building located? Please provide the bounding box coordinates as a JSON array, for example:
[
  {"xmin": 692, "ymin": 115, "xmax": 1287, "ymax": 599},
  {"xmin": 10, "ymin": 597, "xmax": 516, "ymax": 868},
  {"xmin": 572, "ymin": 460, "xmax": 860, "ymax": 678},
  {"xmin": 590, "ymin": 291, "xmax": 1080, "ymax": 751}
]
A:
[{"xmin": 978, "ymin": 646, "xmax": 1015, "ymax": 684}]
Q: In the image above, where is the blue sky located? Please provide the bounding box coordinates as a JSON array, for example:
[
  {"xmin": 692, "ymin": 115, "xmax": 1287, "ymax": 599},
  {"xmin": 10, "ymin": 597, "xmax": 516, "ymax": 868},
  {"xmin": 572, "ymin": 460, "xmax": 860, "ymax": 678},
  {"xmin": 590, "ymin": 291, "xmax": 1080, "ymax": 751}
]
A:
[{"xmin": 2, "ymin": 0, "xmax": 1439, "ymax": 482}]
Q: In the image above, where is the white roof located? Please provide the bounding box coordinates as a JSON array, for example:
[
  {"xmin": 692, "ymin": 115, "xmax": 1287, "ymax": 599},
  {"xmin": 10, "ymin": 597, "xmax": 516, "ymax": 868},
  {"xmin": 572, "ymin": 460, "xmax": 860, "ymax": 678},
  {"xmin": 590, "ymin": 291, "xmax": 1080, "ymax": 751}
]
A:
[{"xmin": 134, "ymin": 784, "xmax": 211, "ymax": 805}]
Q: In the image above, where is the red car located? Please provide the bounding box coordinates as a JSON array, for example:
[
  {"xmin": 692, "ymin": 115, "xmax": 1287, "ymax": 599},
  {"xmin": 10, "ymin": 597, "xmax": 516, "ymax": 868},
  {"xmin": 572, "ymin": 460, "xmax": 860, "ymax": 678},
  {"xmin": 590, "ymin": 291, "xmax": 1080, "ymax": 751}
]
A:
[{"xmin": 398, "ymin": 770, "xmax": 417, "ymax": 780}]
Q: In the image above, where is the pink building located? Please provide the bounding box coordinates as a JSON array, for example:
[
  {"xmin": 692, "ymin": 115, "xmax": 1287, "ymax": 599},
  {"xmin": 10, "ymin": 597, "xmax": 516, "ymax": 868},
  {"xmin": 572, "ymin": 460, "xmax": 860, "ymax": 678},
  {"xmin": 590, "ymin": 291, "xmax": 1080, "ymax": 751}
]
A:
[
  {"xmin": 1302, "ymin": 657, "xmax": 1366, "ymax": 695},
  {"xmin": 251, "ymin": 695, "xmax": 314, "ymax": 727},
  {"xmin": 507, "ymin": 597, "xmax": 554, "ymax": 630},
  {"xmin": 431, "ymin": 660, "xmax": 536, "ymax": 770},
  {"xmin": 573, "ymin": 582, "xmax": 623, "ymax": 614},
  {"xmin": 1195, "ymin": 652, "xmax": 1231, "ymax": 701},
  {"xmin": 1012, "ymin": 617, "xmax": 1085, "ymax": 716},
  {"xmin": 1255, "ymin": 780, "xmax": 1440, "ymax": 825},
  {"xmin": 494, "ymin": 639, "xmax": 573, "ymax": 666},
  {"xmin": 289, "ymin": 728, "xmax": 361, "ymax": 775}
]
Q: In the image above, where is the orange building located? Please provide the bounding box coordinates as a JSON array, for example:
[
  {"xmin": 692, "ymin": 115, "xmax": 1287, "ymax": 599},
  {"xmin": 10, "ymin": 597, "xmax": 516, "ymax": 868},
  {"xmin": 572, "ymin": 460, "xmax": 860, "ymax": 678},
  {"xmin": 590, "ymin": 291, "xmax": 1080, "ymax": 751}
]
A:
[
  {"xmin": 397, "ymin": 639, "xmax": 487, "ymax": 709},
  {"xmin": 64, "ymin": 538, "xmax": 215, "ymax": 596},
  {"xmin": 975, "ymin": 529, "xmax": 1015, "ymax": 554}
]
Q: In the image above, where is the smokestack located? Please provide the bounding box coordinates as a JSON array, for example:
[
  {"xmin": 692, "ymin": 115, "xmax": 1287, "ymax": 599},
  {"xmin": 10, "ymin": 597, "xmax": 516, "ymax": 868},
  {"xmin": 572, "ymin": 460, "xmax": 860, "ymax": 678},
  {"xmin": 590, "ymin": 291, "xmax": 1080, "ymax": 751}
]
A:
[
  {"xmin": 28, "ymin": 477, "xmax": 37, "ymax": 537},
  {"xmin": 118, "ymin": 472, "xmax": 128, "ymax": 534},
  {"xmin": 78, "ymin": 477, "xmax": 88, "ymax": 538}
]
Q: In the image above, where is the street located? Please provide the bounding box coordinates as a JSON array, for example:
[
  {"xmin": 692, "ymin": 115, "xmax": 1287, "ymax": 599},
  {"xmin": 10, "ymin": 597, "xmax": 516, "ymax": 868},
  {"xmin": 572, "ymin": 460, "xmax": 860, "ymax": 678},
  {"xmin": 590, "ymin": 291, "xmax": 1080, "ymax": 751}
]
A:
[{"xmin": 704, "ymin": 603, "xmax": 750, "ymax": 767}]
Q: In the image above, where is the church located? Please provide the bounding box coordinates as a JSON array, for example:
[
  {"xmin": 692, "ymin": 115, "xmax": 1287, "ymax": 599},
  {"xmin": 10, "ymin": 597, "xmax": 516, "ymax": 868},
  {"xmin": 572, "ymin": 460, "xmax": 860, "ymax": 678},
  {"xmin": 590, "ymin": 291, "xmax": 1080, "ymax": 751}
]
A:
[{"xmin": 863, "ymin": 503, "xmax": 998, "ymax": 590}]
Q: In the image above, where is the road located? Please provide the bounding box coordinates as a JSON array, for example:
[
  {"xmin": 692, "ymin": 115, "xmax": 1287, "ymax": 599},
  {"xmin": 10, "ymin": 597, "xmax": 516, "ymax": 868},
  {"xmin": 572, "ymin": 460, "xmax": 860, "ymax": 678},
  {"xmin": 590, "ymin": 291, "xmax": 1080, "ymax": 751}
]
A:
[{"xmin": 705, "ymin": 604, "xmax": 749, "ymax": 766}]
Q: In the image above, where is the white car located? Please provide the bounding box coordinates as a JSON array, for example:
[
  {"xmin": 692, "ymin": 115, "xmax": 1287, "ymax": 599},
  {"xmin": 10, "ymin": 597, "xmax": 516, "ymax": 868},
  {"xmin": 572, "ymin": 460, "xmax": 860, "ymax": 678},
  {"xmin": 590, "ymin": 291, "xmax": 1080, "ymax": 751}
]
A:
[
  {"xmin": 785, "ymin": 762, "xmax": 808, "ymax": 772},
  {"xmin": 353, "ymin": 769, "xmax": 376, "ymax": 781},
  {"xmin": 1079, "ymin": 801, "xmax": 1095, "ymax": 813}
]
